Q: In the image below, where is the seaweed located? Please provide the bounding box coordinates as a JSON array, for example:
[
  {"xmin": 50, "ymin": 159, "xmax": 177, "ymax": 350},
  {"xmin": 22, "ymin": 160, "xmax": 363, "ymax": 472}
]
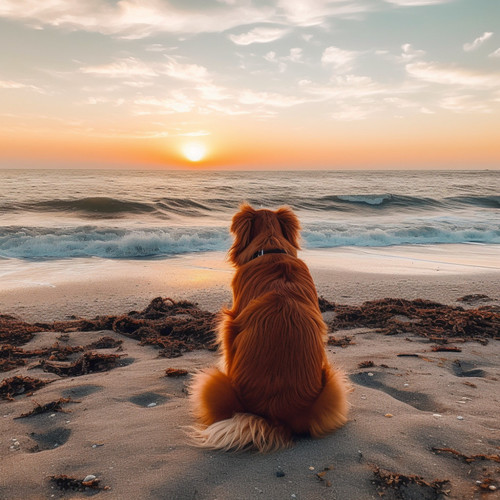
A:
[
  {"xmin": 327, "ymin": 335, "xmax": 355, "ymax": 348},
  {"xmin": 319, "ymin": 297, "xmax": 499, "ymax": 342},
  {"xmin": 49, "ymin": 475, "xmax": 109, "ymax": 492},
  {"xmin": 41, "ymin": 352, "xmax": 122, "ymax": 377},
  {"xmin": 358, "ymin": 360, "xmax": 375, "ymax": 368},
  {"xmin": 0, "ymin": 375, "xmax": 53, "ymax": 400},
  {"xmin": 431, "ymin": 345, "xmax": 462, "ymax": 352},
  {"xmin": 165, "ymin": 368, "xmax": 189, "ymax": 377},
  {"xmin": 371, "ymin": 466, "xmax": 450, "ymax": 499},
  {"xmin": 0, "ymin": 298, "xmax": 217, "ymax": 376},
  {"xmin": 14, "ymin": 397, "xmax": 77, "ymax": 419},
  {"xmin": 432, "ymin": 447, "xmax": 500, "ymax": 463}
]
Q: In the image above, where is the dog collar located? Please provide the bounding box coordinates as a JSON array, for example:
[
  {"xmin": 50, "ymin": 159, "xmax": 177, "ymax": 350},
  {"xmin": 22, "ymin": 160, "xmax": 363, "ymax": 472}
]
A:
[{"xmin": 250, "ymin": 248, "xmax": 287, "ymax": 261}]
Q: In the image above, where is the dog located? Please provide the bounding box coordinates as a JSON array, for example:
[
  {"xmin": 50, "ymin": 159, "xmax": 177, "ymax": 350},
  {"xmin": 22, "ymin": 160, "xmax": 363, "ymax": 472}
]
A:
[{"xmin": 190, "ymin": 204, "xmax": 349, "ymax": 451}]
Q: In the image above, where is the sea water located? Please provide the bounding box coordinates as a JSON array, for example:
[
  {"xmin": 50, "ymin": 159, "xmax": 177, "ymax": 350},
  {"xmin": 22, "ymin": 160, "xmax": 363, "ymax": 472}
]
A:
[{"xmin": 0, "ymin": 169, "xmax": 498, "ymax": 260}]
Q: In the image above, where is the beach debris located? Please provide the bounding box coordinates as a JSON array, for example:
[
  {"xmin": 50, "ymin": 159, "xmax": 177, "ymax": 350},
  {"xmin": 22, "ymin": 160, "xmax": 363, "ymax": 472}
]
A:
[
  {"xmin": 0, "ymin": 376, "xmax": 53, "ymax": 401},
  {"xmin": 41, "ymin": 352, "xmax": 122, "ymax": 377},
  {"xmin": 384, "ymin": 413, "xmax": 394, "ymax": 418},
  {"xmin": 457, "ymin": 294, "xmax": 492, "ymax": 304},
  {"xmin": 431, "ymin": 345, "xmax": 462, "ymax": 352},
  {"xmin": 165, "ymin": 368, "xmax": 189, "ymax": 377},
  {"xmin": 112, "ymin": 297, "xmax": 217, "ymax": 357},
  {"xmin": 49, "ymin": 474, "xmax": 109, "ymax": 492},
  {"xmin": 371, "ymin": 465, "xmax": 450, "ymax": 499},
  {"xmin": 276, "ymin": 469, "xmax": 286, "ymax": 478},
  {"xmin": 320, "ymin": 297, "xmax": 500, "ymax": 342},
  {"xmin": 86, "ymin": 336, "xmax": 123, "ymax": 349},
  {"xmin": 462, "ymin": 381, "xmax": 477, "ymax": 388},
  {"xmin": 327, "ymin": 335, "xmax": 355, "ymax": 348},
  {"xmin": 14, "ymin": 397, "xmax": 77, "ymax": 419},
  {"xmin": 0, "ymin": 314, "xmax": 41, "ymax": 345},
  {"xmin": 431, "ymin": 447, "xmax": 500, "ymax": 464},
  {"xmin": 315, "ymin": 465, "xmax": 334, "ymax": 487},
  {"xmin": 358, "ymin": 360, "xmax": 375, "ymax": 368},
  {"xmin": 457, "ymin": 416, "xmax": 464, "ymax": 420}
]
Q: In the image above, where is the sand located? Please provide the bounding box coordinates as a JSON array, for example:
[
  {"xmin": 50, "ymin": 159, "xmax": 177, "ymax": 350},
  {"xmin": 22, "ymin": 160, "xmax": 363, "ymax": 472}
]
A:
[{"xmin": 1, "ymin": 245, "xmax": 499, "ymax": 499}]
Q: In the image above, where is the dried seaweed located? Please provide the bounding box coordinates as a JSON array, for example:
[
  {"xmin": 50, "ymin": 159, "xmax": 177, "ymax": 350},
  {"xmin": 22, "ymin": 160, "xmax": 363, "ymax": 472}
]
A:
[
  {"xmin": 165, "ymin": 368, "xmax": 189, "ymax": 377},
  {"xmin": 327, "ymin": 335, "xmax": 355, "ymax": 348},
  {"xmin": 432, "ymin": 447, "xmax": 500, "ymax": 463},
  {"xmin": 41, "ymin": 352, "xmax": 122, "ymax": 377},
  {"xmin": 358, "ymin": 360, "xmax": 375, "ymax": 368},
  {"xmin": 112, "ymin": 297, "xmax": 216, "ymax": 357},
  {"xmin": 14, "ymin": 397, "xmax": 76, "ymax": 419},
  {"xmin": 371, "ymin": 466, "xmax": 450, "ymax": 499},
  {"xmin": 0, "ymin": 375, "xmax": 53, "ymax": 400},
  {"xmin": 0, "ymin": 314, "xmax": 43, "ymax": 345},
  {"xmin": 320, "ymin": 297, "xmax": 499, "ymax": 342},
  {"xmin": 49, "ymin": 475, "xmax": 109, "ymax": 492},
  {"xmin": 86, "ymin": 336, "xmax": 123, "ymax": 349},
  {"xmin": 0, "ymin": 298, "xmax": 217, "ymax": 377},
  {"xmin": 431, "ymin": 345, "xmax": 462, "ymax": 352}
]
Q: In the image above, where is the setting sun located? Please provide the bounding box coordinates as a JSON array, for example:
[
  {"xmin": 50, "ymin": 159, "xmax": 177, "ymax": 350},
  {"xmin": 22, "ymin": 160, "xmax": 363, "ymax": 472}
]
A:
[{"xmin": 182, "ymin": 142, "xmax": 207, "ymax": 163}]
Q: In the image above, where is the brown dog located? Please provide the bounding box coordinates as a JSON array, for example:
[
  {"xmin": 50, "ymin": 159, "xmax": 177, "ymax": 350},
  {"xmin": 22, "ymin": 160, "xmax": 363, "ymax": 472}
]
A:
[{"xmin": 190, "ymin": 204, "xmax": 348, "ymax": 451}]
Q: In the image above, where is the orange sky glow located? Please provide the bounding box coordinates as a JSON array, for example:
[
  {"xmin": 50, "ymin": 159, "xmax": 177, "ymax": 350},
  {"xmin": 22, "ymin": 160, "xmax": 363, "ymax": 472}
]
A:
[{"xmin": 0, "ymin": 0, "xmax": 499, "ymax": 170}]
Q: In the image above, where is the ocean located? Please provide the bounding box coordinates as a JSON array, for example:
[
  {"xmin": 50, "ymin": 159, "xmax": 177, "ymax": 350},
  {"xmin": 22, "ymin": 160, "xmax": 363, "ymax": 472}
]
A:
[{"xmin": 0, "ymin": 169, "xmax": 498, "ymax": 260}]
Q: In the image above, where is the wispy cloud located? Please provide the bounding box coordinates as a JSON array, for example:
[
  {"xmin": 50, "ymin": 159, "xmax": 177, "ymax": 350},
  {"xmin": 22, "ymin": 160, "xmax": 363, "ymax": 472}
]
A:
[
  {"xmin": 406, "ymin": 61, "xmax": 500, "ymax": 88},
  {"xmin": 0, "ymin": 79, "xmax": 43, "ymax": 93},
  {"xmin": 439, "ymin": 94, "xmax": 492, "ymax": 113},
  {"xmin": 463, "ymin": 32, "xmax": 494, "ymax": 52},
  {"xmin": 490, "ymin": 48, "xmax": 500, "ymax": 58},
  {"xmin": 80, "ymin": 57, "xmax": 158, "ymax": 78},
  {"xmin": 229, "ymin": 27, "xmax": 288, "ymax": 45},
  {"xmin": 321, "ymin": 47, "xmax": 359, "ymax": 73},
  {"xmin": 383, "ymin": 0, "xmax": 455, "ymax": 6},
  {"xmin": 0, "ymin": 0, "xmax": 374, "ymax": 39}
]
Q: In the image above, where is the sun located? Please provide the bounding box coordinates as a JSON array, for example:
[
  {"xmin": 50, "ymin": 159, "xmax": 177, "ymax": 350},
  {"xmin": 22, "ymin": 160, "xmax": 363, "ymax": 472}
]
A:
[{"xmin": 182, "ymin": 142, "xmax": 207, "ymax": 162}]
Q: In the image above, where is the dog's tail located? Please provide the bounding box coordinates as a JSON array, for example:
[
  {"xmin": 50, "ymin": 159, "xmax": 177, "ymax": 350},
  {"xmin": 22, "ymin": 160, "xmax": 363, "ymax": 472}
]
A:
[{"xmin": 190, "ymin": 413, "xmax": 292, "ymax": 453}]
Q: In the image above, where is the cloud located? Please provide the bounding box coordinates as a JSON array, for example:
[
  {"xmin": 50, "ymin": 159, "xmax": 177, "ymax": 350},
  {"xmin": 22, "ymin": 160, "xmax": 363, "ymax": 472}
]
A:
[
  {"xmin": 229, "ymin": 27, "xmax": 288, "ymax": 45},
  {"xmin": 133, "ymin": 93, "xmax": 195, "ymax": 114},
  {"xmin": 490, "ymin": 48, "xmax": 500, "ymax": 58},
  {"xmin": 163, "ymin": 58, "xmax": 210, "ymax": 82},
  {"xmin": 439, "ymin": 94, "xmax": 492, "ymax": 113},
  {"xmin": 0, "ymin": 79, "xmax": 43, "ymax": 93},
  {"xmin": 0, "ymin": 0, "xmax": 374, "ymax": 39},
  {"xmin": 237, "ymin": 89, "xmax": 310, "ymax": 108},
  {"xmin": 406, "ymin": 61, "xmax": 500, "ymax": 88},
  {"xmin": 383, "ymin": 0, "xmax": 455, "ymax": 6},
  {"xmin": 463, "ymin": 32, "xmax": 494, "ymax": 52},
  {"xmin": 400, "ymin": 43, "xmax": 425, "ymax": 62},
  {"xmin": 80, "ymin": 57, "xmax": 158, "ymax": 78},
  {"xmin": 321, "ymin": 46, "xmax": 358, "ymax": 73}
]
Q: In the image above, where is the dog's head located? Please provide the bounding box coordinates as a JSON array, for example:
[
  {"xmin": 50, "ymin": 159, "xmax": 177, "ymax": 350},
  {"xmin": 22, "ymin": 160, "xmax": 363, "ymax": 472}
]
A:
[{"xmin": 228, "ymin": 203, "xmax": 301, "ymax": 266}]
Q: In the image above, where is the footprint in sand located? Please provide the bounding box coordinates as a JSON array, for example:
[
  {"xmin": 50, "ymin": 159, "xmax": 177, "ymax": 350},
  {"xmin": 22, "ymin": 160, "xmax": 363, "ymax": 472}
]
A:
[
  {"xmin": 128, "ymin": 392, "xmax": 169, "ymax": 408},
  {"xmin": 28, "ymin": 427, "xmax": 72, "ymax": 452},
  {"xmin": 61, "ymin": 384, "xmax": 104, "ymax": 399},
  {"xmin": 451, "ymin": 360, "xmax": 486, "ymax": 378},
  {"xmin": 350, "ymin": 371, "xmax": 437, "ymax": 412}
]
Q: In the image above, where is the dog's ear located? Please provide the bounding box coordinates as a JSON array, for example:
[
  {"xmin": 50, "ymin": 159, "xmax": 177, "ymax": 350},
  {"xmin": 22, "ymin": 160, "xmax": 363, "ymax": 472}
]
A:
[
  {"xmin": 276, "ymin": 206, "xmax": 301, "ymax": 249},
  {"xmin": 228, "ymin": 203, "xmax": 256, "ymax": 264}
]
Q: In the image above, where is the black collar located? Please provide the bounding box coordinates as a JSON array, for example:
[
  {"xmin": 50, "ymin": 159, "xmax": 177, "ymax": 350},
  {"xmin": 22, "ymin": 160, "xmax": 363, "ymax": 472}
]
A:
[{"xmin": 250, "ymin": 248, "xmax": 287, "ymax": 261}]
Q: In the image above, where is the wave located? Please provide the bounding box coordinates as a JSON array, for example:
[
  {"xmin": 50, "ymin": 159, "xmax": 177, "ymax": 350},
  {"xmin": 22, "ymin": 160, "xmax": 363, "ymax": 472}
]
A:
[
  {"xmin": 1, "ymin": 220, "xmax": 498, "ymax": 260},
  {"xmin": 2, "ymin": 194, "xmax": 498, "ymax": 219}
]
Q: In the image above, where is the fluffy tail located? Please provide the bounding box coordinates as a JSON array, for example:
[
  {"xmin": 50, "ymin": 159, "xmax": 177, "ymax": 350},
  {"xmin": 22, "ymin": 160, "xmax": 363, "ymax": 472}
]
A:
[{"xmin": 190, "ymin": 413, "xmax": 292, "ymax": 453}]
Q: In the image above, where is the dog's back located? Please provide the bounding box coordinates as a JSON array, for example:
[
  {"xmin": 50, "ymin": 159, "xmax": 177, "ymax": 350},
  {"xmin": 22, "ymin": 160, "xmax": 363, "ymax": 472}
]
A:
[{"xmin": 190, "ymin": 205, "xmax": 349, "ymax": 451}]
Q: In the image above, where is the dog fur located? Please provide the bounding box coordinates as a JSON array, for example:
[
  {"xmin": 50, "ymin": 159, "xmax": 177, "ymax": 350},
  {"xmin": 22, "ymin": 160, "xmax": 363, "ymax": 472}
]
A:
[{"xmin": 190, "ymin": 204, "xmax": 349, "ymax": 452}]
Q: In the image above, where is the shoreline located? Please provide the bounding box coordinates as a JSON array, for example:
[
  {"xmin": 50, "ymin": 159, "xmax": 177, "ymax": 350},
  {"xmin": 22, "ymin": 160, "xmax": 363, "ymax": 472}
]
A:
[{"xmin": 1, "ymin": 244, "xmax": 498, "ymax": 322}]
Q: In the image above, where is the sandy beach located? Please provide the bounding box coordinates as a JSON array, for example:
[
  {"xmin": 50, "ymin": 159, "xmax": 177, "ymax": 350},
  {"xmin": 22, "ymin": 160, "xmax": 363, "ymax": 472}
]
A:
[{"xmin": 1, "ymin": 245, "xmax": 499, "ymax": 499}]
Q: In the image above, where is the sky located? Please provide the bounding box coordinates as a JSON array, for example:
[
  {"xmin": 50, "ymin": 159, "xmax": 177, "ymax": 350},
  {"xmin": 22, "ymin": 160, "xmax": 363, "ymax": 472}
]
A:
[{"xmin": 0, "ymin": 0, "xmax": 499, "ymax": 170}]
